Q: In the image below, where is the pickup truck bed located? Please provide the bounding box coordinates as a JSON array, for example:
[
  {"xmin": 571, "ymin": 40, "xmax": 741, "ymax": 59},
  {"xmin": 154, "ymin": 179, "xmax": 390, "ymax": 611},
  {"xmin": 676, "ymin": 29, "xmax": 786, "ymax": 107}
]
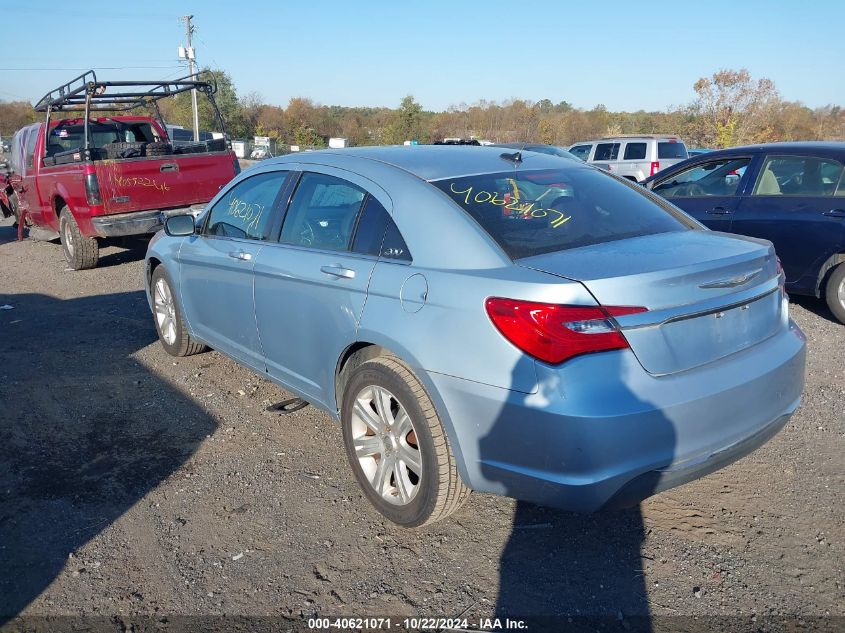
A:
[{"xmin": 1, "ymin": 115, "xmax": 238, "ymax": 269}]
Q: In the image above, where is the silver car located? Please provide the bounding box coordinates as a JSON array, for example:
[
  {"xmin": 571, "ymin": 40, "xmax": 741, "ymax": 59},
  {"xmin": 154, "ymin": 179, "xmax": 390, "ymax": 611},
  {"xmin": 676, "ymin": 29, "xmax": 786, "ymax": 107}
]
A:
[
  {"xmin": 569, "ymin": 135, "xmax": 689, "ymax": 181},
  {"xmin": 145, "ymin": 146, "xmax": 806, "ymax": 527}
]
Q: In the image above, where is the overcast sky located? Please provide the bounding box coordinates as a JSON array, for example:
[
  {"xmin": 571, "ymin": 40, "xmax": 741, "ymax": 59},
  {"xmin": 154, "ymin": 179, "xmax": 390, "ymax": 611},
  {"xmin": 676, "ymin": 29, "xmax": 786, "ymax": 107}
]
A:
[{"xmin": 1, "ymin": 0, "xmax": 842, "ymax": 112}]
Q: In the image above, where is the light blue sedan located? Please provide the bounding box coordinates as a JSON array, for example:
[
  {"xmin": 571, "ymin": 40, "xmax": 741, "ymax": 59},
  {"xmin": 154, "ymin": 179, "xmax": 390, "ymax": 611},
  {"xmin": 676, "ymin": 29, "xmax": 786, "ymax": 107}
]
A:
[{"xmin": 145, "ymin": 146, "xmax": 807, "ymax": 527}]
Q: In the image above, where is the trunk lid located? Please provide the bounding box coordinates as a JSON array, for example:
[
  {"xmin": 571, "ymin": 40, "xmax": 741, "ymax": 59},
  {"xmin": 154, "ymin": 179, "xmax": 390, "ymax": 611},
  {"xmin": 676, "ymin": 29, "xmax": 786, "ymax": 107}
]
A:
[
  {"xmin": 96, "ymin": 152, "xmax": 235, "ymax": 214},
  {"xmin": 518, "ymin": 230, "xmax": 785, "ymax": 375}
]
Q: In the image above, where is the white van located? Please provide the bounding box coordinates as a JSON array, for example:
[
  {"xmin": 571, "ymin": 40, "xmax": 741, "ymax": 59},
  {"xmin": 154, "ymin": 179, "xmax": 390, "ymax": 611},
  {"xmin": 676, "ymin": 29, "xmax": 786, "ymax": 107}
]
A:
[{"xmin": 568, "ymin": 135, "xmax": 689, "ymax": 181}]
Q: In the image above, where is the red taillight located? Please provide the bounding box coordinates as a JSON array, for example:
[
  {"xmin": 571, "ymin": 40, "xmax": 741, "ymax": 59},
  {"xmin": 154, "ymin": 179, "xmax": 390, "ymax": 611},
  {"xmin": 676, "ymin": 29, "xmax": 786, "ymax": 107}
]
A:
[
  {"xmin": 650, "ymin": 161, "xmax": 660, "ymax": 176},
  {"xmin": 485, "ymin": 298, "xmax": 647, "ymax": 365},
  {"xmin": 84, "ymin": 172, "xmax": 102, "ymax": 206}
]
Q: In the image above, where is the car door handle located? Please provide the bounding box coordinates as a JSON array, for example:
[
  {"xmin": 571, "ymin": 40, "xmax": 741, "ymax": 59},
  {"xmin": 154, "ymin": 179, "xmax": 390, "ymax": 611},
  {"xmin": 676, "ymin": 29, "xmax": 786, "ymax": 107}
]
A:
[
  {"xmin": 823, "ymin": 208, "xmax": 845, "ymax": 218},
  {"xmin": 228, "ymin": 250, "xmax": 253, "ymax": 261},
  {"xmin": 706, "ymin": 206, "xmax": 730, "ymax": 215},
  {"xmin": 320, "ymin": 265, "xmax": 355, "ymax": 279}
]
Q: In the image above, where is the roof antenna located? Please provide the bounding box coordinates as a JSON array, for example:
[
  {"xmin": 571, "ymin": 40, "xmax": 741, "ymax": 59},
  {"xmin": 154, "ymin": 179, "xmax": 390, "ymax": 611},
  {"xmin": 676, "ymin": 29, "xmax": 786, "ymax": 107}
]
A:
[{"xmin": 500, "ymin": 151, "xmax": 522, "ymax": 164}]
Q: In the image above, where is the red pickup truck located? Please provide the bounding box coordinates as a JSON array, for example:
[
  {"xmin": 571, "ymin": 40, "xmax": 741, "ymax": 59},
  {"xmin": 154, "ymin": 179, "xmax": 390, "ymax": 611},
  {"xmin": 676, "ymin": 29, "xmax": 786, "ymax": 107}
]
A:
[{"xmin": 0, "ymin": 72, "xmax": 239, "ymax": 269}]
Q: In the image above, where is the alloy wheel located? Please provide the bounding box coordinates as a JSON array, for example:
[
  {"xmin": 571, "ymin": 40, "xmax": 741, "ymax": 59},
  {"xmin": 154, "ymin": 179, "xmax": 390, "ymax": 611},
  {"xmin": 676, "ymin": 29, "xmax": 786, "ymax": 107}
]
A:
[
  {"xmin": 153, "ymin": 277, "xmax": 177, "ymax": 345},
  {"xmin": 350, "ymin": 385, "xmax": 422, "ymax": 505}
]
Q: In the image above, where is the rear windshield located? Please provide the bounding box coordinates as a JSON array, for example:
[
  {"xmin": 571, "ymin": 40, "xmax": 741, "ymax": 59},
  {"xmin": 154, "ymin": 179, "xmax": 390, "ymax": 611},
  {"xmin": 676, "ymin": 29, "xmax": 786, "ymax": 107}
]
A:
[
  {"xmin": 46, "ymin": 120, "xmax": 159, "ymax": 154},
  {"xmin": 431, "ymin": 168, "xmax": 691, "ymax": 259},
  {"xmin": 657, "ymin": 141, "xmax": 688, "ymax": 159}
]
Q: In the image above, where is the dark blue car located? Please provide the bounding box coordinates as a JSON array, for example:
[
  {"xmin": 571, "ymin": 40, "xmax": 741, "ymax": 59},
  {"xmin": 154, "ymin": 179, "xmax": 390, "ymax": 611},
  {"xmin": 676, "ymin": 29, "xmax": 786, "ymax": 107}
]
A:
[{"xmin": 644, "ymin": 142, "xmax": 845, "ymax": 323}]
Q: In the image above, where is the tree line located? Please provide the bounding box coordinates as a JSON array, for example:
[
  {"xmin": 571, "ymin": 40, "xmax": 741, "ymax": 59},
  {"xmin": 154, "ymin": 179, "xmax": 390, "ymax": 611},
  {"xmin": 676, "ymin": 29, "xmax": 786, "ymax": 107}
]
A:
[{"xmin": 2, "ymin": 68, "xmax": 843, "ymax": 150}]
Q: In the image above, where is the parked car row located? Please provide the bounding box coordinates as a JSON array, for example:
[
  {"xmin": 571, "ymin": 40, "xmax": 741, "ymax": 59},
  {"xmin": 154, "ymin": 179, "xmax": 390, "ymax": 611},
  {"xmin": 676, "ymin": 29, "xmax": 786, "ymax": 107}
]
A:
[
  {"xmin": 568, "ymin": 135, "xmax": 690, "ymax": 180},
  {"xmin": 643, "ymin": 142, "xmax": 845, "ymax": 323},
  {"xmin": 509, "ymin": 137, "xmax": 845, "ymax": 324}
]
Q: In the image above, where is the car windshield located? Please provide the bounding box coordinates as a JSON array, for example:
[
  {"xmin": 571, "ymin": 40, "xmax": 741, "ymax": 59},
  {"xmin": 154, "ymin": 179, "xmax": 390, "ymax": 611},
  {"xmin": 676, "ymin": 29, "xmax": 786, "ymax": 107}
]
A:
[
  {"xmin": 431, "ymin": 168, "xmax": 692, "ymax": 259},
  {"xmin": 657, "ymin": 141, "xmax": 688, "ymax": 159}
]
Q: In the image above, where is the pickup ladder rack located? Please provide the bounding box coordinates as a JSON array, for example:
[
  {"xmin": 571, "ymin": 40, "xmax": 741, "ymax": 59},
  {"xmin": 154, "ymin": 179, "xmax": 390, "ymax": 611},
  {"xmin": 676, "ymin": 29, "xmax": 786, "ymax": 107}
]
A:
[{"xmin": 33, "ymin": 70, "xmax": 226, "ymax": 151}]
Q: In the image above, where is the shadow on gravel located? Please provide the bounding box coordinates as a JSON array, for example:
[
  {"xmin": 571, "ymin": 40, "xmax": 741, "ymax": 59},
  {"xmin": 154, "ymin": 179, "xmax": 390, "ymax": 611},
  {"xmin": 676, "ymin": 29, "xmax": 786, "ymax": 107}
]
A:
[
  {"xmin": 0, "ymin": 217, "xmax": 21, "ymax": 246},
  {"xmin": 791, "ymin": 295, "xmax": 840, "ymax": 325},
  {"xmin": 481, "ymin": 356, "xmax": 676, "ymax": 632},
  {"xmin": 0, "ymin": 290, "xmax": 217, "ymax": 621},
  {"xmin": 0, "ymin": 219, "xmax": 150, "ymax": 268},
  {"xmin": 96, "ymin": 237, "xmax": 151, "ymax": 269}
]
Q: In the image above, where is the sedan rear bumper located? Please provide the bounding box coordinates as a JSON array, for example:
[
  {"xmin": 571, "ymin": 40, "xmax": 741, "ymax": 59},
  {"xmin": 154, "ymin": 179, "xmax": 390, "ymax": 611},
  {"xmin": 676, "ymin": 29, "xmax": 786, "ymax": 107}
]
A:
[{"xmin": 424, "ymin": 320, "xmax": 806, "ymax": 512}]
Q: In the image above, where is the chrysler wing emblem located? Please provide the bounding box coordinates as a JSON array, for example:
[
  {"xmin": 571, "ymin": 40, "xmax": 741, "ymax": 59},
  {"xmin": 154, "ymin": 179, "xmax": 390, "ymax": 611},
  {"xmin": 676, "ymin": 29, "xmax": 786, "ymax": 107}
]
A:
[{"xmin": 699, "ymin": 269, "xmax": 762, "ymax": 289}]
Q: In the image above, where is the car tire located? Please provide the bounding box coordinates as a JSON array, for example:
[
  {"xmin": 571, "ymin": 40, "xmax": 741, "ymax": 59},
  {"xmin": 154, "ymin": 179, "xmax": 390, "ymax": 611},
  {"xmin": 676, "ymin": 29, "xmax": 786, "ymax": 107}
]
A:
[
  {"xmin": 102, "ymin": 141, "xmax": 147, "ymax": 159},
  {"xmin": 205, "ymin": 138, "xmax": 227, "ymax": 152},
  {"xmin": 59, "ymin": 206, "xmax": 99, "ymax": 270},
  {"xmin": 150, "ymin": 266, "xmax": 207, "ymax": 357},
  {"xmin": 146, "ymin": 141, "xmax": 173, "ymax": 156},
  {"xmin": 824, "ymin": 263, "xmax": 845, "ymax": 324},
  {"xmin": 341, "ymin": 355, "xmax": 469, "ymax": 527}
]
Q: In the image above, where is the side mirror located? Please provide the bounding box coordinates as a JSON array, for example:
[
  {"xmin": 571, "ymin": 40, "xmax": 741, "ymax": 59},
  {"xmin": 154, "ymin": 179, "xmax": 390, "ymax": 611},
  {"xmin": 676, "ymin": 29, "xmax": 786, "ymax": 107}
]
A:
[{"xmin": 164, "ymin": 214, "xmax": 196, "ymax": 237}]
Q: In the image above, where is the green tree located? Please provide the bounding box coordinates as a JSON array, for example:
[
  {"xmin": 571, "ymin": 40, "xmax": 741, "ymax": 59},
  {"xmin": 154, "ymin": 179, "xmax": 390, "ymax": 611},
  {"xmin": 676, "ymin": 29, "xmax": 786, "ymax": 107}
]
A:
[
  {"xmin": 158, "ymin": 68, "xmax": 243, "ymax": 136},
  {"xmin": 382, "ymin": 95, "xmax": 425, "ymax": 144},
  {"xmin": 689, "ymin": 68, "xmax": 780, "ymax": 147}
]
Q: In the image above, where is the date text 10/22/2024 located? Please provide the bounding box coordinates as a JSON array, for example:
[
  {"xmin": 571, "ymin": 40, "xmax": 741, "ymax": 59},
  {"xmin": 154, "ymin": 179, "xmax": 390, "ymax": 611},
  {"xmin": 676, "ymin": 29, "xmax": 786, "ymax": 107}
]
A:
[{"xmin": 307, "ymin": 617, "xmax": 528, "ymax": 630}]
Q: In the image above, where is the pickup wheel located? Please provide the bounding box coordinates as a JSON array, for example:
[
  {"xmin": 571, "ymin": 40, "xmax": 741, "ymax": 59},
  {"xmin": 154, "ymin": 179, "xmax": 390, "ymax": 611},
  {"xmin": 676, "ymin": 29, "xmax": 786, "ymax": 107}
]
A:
[
  {"xmin": 150, "ymin": 266, "xmax": 207, "ymax": 357},
  {"xmin": 824, "ymin": 263, "xmax": 845, "ymax": 324},
  {"xmin": 59, "ymin": 207, "xmax": 99, "ymax": 270}
]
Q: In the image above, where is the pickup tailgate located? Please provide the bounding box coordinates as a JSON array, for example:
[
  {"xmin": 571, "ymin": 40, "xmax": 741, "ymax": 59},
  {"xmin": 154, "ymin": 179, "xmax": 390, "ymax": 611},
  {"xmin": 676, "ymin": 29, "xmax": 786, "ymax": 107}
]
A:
[{"xmin": 96, "ymin": 152, "xmax": 235, "ymax": 214}]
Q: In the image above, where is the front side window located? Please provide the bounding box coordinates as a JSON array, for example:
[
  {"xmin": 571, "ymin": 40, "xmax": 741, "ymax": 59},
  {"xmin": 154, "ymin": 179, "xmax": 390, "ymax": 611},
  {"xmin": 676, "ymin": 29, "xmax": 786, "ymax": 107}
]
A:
[
  {"xmin": 593, "ymin": 143, "xmax": 620, "ymax": 161},
  {"xmin": 652, "ymin": 157, "xmax": 751, "ymax": 198},
  {"xmin": 432, "ymin": 168, "xmax": 691, "ymax": 259},
  {"xmin": 280, "ymin": 172, "xmax": 366, "ymax": 251},
  {"xmin": 623, "ymin": 142, "xmax": 647, "ymax": 160},
  {"xmin": 752, "ymin": 155, "xmax": 843, "ymax": 197},
  {"xmin": 204, "ymin": 171, "xmax": 285, "ymax": 240},
  {"xmin": 568, "ymin": 145, "xmax": 591, "ymax": 161}
]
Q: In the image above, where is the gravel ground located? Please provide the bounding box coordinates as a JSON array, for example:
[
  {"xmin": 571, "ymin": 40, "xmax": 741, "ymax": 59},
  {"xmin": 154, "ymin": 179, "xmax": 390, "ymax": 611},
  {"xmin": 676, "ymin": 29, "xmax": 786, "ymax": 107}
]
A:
[{"xmin": 0, "ymin": 217, "xmax": 843, "ymax": 632}]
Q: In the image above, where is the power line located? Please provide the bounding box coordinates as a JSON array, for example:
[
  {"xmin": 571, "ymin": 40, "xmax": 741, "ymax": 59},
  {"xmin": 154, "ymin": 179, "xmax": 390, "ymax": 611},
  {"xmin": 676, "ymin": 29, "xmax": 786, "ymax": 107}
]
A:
[{"xmin": 0, "ymin": 66, "xmax": 185, "ymax": 71}]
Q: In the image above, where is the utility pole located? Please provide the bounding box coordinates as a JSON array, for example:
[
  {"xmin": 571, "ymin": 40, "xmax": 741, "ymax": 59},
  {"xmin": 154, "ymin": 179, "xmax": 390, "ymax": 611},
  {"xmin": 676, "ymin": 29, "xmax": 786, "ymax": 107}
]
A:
[{"xmin": 180, "ymin": 14, "xmax": 200, "ymax": 142}]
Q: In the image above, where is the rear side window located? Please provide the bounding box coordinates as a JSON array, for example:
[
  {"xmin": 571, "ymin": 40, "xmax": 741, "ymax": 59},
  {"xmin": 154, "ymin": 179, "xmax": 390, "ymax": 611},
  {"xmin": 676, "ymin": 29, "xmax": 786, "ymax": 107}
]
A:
[
  {"xmin": 351, "ymin": 196, "xmax": 412, "ymax": 261},
  {"xmin": 280, "ymin": 172, "xmax": 366, "ymax": 251},
  {"xmin": 24, "ymin": 128, "xmax": 39, "ymax": 169},
  {"xmin": 593, "ymin": 143, "xmax": 619, "ymax": 161},
  {"xmin": 753, "ymin": 155, "xmax": 843, "ymax": 197},
  {"xmin": 568, "ymin": 145, "xmax": 591, "ymax": 161},
  {"xmin": 205, "ymin": 171, "xmax": 285, "ymax": 240},
  {"xmin": 10, "ymin": 129, "xmax": 26, "ymax": 173},
  {"xmin": 623, "ymin": 143, "xmax": 647, "ymax": 160},
  {"xmin": 432, "ymin": 168, "xmax": 690, "ymax": 259},
  {"xmin": 657, "ymin": 142, "xmax": 688, "ymax": 159}
]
